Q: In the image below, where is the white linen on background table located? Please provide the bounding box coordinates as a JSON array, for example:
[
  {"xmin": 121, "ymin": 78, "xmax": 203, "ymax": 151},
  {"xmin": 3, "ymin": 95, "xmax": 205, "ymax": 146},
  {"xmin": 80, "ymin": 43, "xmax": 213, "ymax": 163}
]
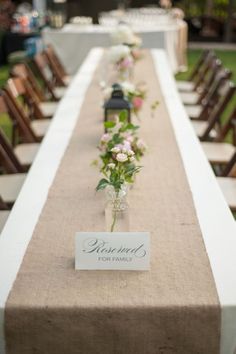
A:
[{"xmin": 42, "ymin": 24, "xmax": 181, "ymax": 74}]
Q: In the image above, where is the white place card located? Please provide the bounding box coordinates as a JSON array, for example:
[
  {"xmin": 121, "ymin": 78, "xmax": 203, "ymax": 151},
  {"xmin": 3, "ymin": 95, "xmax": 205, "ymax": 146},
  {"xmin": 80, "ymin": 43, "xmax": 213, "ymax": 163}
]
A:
[{"xmin": 75, "ymin": 232, "xmax": 150, "ymax": 271}]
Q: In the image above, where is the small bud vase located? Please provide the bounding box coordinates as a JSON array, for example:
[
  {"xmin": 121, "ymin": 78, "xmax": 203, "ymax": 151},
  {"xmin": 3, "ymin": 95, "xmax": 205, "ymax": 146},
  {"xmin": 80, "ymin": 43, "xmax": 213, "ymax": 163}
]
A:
[{"xmin": 105, "ymin": 185, "xmax": 129, "ymax": 232}]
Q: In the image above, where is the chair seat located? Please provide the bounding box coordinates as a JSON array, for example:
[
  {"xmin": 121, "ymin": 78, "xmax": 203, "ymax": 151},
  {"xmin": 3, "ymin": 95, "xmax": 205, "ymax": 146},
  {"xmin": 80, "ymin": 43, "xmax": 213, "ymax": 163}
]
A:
[
  {"xmin": 54, "ymin": 86, "xmax": 67, "ymax": 99},
  {"xmin": 191, "ymin": 121, "xmax": 217, "ymax": 139},
  {"xmin": 0, "ymin": 173, "xmax": 26, "ymax": 204},
  {"xmin": 180, "ymin": 92, "xmax": 200, "ymax": 105},
  {"xmin": 185, "ymin": 105, "xmax": 202, "ymax": 119},
  {"xmin": 39, "ymin": 101, "xmax": 58, "ymax": 118},
  {"xmin": 217, "ymin": 177, "xmax": 236, "ymax": 211},
  {"xmin": 14, "ymin": 143, "xmax": 40, "ymax": 167},
  {"xmin": 31, "ymin": 119, "xmax": 51, "ymax": 138},
  {"xmin": 201, "ymin": 142, "xmax": 235, "ymax": 165},
  {"xmin": 0, "ymin": 210, "xmax": 10, "ymax": 233},
  {"xmin": 63, "ymin": 75, "xmax": 72, "ymax": 86},
  {"xmin": 176, "ymin": 81, "xmax": 195, "ymax": 92}
]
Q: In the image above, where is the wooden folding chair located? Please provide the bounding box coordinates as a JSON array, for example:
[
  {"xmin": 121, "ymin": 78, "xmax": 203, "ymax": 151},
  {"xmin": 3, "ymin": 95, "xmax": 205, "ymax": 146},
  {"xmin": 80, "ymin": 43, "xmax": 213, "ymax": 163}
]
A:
[
  {"xmin": 4, "ymin": 78, "xmax": 51, "ymax": 141},
  {"xmin": 0, "ymin": 172, "xmax": 26, "ymax": 206},
  {"xmin": 44, "ymin": 45, "xmax": 71, "ymax": 86},
  {"xmin": 185, "ymin": 68, "xmax": 232, "ymax": 121},
  {"xmin": 0, "ymin": 95, "xmax": 40, "ymax": 169},
  {"xmin": 191, "ymin": 81, "xmax": 236, "ymax": 141},
  {"xmin": 180, "ymin": 58, "xmax": 222, "ymax": 106},
  {"xmin": 216, "ymin": 153, "xmax": 236, "ymax": 212},
  {"xmin": 0, "ymin": 127, "xmax": 39, "ymax": 172},
  {"xmin": 11, "ymin": 63, "xmax": 58, "ymax": 118},
  {"xmin": 34, "ymin": 52, "xmax": 67, "ymax": 101},
  {"xmin": 176, "ymin": 50, "xmax": 211, "ymax": 92},
  {"xmin": 200, "ymin": 107, "xmax": 236, "ymax": 169}
]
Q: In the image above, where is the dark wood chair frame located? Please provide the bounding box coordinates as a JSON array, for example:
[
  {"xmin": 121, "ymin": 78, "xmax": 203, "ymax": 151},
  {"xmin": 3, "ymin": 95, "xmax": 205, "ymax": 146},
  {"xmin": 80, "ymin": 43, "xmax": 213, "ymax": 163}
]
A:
[
  {"xmin": 34, "ymin": 52, "xmax": 60, "ymax": 101},
  {"xmin": 199, "ymin": 82, "xmax": 236, "ymax": 141},
  {"xmin": 44, "ymin": 45, "xmax": 68, "ymax": 87}
]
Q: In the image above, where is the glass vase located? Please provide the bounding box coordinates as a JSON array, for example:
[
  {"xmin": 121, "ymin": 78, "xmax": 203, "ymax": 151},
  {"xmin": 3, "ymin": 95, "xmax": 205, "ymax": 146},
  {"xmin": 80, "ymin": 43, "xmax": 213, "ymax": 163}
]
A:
[{"xmin": 105, "ymin": 185, "xmax": 129, "ymax": 232}]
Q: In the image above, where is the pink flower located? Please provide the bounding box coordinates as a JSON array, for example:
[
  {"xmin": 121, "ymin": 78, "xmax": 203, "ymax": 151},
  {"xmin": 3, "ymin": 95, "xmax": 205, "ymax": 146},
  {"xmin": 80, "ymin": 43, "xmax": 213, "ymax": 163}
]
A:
[
  {"xmin": 137, "ymin": 139, "xmax": 147, "ymax": 152},
  {"xmin": 122, "ymin": 140, "xmax": 132, "ymax": 151},
  {"xmin": 120, "ymin": 56, "xmax": 133, "ymax": 69},
  {"xmin": 101, "ymin": 133, "xmax": 110, "ymax": 143},
  {"xmin": 131, "ymin": 49, "xmax": 142, "ymax": 60},
  {"xmin": 132, "ymin": 97, "xmax": 143, "ymax": 110}
]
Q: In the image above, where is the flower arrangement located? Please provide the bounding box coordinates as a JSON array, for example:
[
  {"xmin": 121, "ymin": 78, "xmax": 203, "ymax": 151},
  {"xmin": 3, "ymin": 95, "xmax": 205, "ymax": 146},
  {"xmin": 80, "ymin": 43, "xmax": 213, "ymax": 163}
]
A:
[
  {"xmin": 98, "ymin": 112, "xmax": 147, "ymax": 168},
  {"xmin": 96, "ymin": 112, "xmax": 145, "ymax": 232},
  {"xmin": 103, "ymin": 81, "xmax": 146, "ymax": 117},
  {"xmin": 111, "ymin": 25, "xmax": 143, "ymax": 63},
  {"xmin": 107, "ymin": 45, "xmax": 134, "ymax": 81}
]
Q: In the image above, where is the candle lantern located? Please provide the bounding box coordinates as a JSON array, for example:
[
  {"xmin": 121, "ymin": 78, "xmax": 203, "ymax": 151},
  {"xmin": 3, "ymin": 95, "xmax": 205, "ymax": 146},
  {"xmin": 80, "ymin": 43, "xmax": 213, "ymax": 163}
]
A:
[{"xmin": 104, "ymin": 83, "xmax": 131, "ymax": 128}]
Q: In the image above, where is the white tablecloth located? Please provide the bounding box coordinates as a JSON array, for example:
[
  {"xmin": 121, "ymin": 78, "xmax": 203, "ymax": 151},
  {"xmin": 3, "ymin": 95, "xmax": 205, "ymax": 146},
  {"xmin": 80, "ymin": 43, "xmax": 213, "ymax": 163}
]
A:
[{"xmin": 42, "ymin": 23, "xmax": 187, "ymax": 74}]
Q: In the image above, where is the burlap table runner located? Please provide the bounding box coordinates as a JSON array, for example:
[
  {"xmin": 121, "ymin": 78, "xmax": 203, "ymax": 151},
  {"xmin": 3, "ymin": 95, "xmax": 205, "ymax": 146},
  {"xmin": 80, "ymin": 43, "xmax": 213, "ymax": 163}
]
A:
[{"xmin": 5, "ymin": 51, "xmax": 220, "ymax": 354}]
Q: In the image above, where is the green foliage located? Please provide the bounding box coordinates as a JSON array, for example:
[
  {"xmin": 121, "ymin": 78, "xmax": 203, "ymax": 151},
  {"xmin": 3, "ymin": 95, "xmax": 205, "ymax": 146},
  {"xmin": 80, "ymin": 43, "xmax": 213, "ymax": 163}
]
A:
[{"xmin": 178, "ymin": 0, "xmax": 234, "ymax": 18}]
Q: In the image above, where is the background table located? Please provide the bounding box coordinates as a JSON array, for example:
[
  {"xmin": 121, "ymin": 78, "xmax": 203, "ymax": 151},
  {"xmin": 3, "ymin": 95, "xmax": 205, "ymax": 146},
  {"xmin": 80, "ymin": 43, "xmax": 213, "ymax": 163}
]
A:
[{"xmin": 42, "ymin": 22, "xmax": 187, "ymax": 74}]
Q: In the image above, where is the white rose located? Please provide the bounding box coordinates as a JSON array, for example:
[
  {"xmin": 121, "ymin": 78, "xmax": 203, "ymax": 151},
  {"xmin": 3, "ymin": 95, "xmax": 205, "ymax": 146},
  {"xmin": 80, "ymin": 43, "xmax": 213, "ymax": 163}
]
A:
[
  {"xmin": 129, "ymin": 156, "xmax": 135, "ymax": 162},
  {"xmin": 107, "ymin": 163, "xmax": 115, "ymax": 169},
  {"xmin": 111, "ymin": 146, "xmax": 121, "ymax": 153},
  {"xmin": 121, "ymin": 81, "xmax": 135, "ymax": 95},
  {"xmin": 116, "ymin": 153, "xmax": 128, "ymax": 162},
  {"xmin": 127, "ymin": 150, "xmax": 135, "ymax": 156},
  {"xmin": 111, "ymin": 25, "xmax": 134, "ymax": 45},
  {"xmin": 107, "ymin": 45, "xmax": 131, "ymax": 64}
]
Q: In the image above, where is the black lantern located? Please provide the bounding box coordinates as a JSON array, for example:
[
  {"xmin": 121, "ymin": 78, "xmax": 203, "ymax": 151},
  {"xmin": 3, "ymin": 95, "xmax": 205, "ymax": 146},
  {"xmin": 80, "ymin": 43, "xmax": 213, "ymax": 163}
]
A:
[{"xmin": 104, "ymin": 83, "xmax": 131, "ymax": 128}]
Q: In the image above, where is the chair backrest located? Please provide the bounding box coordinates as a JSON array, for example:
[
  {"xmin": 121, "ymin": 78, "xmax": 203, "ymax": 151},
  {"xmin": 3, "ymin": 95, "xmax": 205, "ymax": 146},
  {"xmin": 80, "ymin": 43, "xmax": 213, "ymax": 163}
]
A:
[
  {"xmin": 2, "ymin": 88, "xmax": 38, "ymax": 143},
  {"xmin": 0, "ymin": 127, "xmax": 25, "ymax": 173},
  {"xmin": 194, "ymin": 51, "xmax": 216, "ymax": 90},
  {"xmin": 8, "ymin": 75, "xmax": 45, "ymax": 120},
  {"xmin": 34, "ymin": 52, "xmax": 58, "ymax": 100},
  {"xmin": 45, "ymin": 45, "xmax": 67, "ymax": 85},
  {"xmin": 200, "ymin": 81, "xmax": 236, "ymax": 141},
  {"xmin": 11, "ymin": 63, "xmax": 46, "ymax": 102},
  {"xmin": 188, "ymin": 49, "xmax": 211, "ymax": 82},
  {"xmin": 217, "ymin": 106, "xmax": 236, "ymax": 143},
  {"xmin": 198, "ymin": 68, "xmax": 232, "ymax": 120},
  {"xmin": 197, "ymin": 58, "xmax": 222, "ymax": 104}
]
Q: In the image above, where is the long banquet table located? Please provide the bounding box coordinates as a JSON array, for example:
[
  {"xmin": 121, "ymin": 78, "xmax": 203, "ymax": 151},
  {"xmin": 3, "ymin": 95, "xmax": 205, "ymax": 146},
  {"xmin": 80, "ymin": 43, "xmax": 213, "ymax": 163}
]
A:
[
  {"xmin": 0, "ymin": 48, "xmax": 236, "ymax": 354},
  {"xmin": 42, "ymin": 22, "xmax": 187, "ymax": 74}
]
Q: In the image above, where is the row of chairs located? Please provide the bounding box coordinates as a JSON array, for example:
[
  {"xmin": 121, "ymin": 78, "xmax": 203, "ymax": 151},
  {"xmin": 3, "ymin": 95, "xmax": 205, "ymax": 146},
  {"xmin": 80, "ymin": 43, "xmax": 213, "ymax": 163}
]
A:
[
  {"xmin": 0, "ymin": 45, "xmax": 71, "ymax": 233},
  {"xmin": 177, "ymin": 49, "xmax": 236, "ymax": 213}
]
